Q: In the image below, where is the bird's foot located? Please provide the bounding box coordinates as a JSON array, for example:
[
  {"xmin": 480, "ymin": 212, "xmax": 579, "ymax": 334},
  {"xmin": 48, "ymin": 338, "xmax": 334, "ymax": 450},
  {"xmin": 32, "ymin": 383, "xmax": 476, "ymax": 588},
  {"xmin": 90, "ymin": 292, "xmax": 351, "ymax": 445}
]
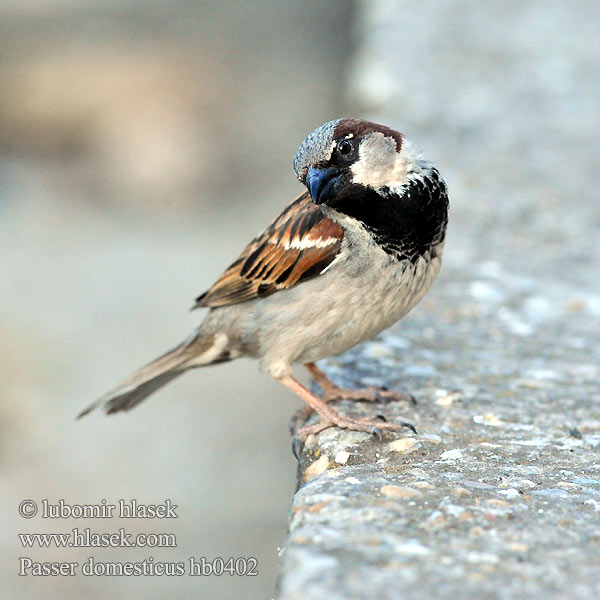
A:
[
  {"xmin": 296, "ymin": 412, "xmax": 416, "ymax": 443},
  {"xmin": 320, "ymin": 385, "xmax": 416, "ymax": 405},
  {"xmin": 304, "ymin": 361, "xmax": 416, "ymax": 408},
  {"xmin": 290, "ymin": 385, "xmax": 415, "ymax": 431},
  {"xmin": 280, "ymin": 373, "xmax": 415, "ymax": 450}
]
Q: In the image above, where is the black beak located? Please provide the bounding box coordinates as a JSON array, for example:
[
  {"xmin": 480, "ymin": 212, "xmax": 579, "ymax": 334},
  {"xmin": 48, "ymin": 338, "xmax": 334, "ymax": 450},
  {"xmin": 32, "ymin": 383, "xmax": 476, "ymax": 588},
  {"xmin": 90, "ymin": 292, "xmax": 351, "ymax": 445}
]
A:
[{"xmin": 306, "ymin": 166, "xmax": 341, "ymax": 205}]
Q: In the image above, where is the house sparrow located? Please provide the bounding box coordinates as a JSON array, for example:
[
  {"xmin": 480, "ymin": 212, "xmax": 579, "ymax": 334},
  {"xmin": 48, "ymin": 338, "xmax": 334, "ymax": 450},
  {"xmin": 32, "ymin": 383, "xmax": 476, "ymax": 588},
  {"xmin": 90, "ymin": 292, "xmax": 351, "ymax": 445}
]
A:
[{"xmin": 79, "ymin": 118, "xmax": 449, "ymax": 441}]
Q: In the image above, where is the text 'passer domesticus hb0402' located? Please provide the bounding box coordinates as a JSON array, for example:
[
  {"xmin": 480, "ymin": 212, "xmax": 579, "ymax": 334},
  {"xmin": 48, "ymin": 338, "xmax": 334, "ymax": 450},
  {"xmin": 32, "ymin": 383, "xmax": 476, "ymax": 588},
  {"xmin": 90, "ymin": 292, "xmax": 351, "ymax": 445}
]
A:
[{"xmin": 79, "ymin": 119, "xmax": 449, "ymax": 441}]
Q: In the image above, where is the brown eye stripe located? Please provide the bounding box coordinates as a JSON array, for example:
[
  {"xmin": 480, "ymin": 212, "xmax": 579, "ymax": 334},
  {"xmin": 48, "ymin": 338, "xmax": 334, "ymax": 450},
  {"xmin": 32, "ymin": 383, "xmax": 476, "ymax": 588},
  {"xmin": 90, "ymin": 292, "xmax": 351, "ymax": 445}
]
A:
[{"xmin": 333, "ymin": 119, "xmax": 403, "ymax": 153}]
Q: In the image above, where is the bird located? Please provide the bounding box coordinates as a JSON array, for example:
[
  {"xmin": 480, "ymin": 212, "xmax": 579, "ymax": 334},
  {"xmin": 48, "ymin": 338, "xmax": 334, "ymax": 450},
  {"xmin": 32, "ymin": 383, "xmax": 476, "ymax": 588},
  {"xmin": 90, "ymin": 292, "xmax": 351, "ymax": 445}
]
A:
[{"xmin": 78, "ymin": 118, "xmax": 449, "ymax": 442}]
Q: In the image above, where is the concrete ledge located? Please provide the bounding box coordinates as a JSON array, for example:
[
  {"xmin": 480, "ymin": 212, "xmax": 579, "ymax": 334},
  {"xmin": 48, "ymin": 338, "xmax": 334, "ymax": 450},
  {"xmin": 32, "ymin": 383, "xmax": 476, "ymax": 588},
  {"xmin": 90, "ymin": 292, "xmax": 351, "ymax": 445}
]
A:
[
  {"xmin": 276, "ymin": 354, "xmax": 600, "ymax": 599},
  {"xmin": 275, "ymin": 1, "xmax": 600, "ymax": 597}
]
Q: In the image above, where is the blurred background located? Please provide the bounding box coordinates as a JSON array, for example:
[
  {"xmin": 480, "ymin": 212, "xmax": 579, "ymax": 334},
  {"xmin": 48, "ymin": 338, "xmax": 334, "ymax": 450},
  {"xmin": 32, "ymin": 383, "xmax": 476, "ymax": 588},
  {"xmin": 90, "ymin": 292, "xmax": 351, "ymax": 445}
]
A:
[
  {"xmin": 1, "ymin": 2, "xmax": 355, "ymax": 599},
  {"xmin": 3, "ymin": 1, "xmax": 599, "ymax": 599}
]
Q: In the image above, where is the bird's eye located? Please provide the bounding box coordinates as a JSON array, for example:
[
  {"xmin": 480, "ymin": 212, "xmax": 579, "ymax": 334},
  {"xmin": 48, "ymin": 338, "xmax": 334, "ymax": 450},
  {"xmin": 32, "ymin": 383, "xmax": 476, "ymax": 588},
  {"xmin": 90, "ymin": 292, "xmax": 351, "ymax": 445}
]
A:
[{"xmin": 337, "ymin": 139, "xmax": 353, "ymax": 155}]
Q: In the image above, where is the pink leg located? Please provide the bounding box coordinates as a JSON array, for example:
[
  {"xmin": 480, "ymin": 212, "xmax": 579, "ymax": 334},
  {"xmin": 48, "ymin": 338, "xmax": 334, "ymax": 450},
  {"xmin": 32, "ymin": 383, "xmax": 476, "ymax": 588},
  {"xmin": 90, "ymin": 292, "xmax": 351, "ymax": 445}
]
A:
[
  {"xmin": 305, "ymin": 362, "xmax": 412, "ymax": 404},
  {"xmin": 278, "ymin": 373, "xmax": 414, "ymax": 442}
]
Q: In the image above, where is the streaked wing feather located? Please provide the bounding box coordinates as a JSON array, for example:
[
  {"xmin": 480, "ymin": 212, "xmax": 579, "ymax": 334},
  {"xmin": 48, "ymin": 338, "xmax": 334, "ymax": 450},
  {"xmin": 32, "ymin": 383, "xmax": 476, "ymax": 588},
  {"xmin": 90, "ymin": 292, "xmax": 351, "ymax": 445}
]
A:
[{"xmin": 194, "ymin": 192, "xmax": 344, "ymax": 308}]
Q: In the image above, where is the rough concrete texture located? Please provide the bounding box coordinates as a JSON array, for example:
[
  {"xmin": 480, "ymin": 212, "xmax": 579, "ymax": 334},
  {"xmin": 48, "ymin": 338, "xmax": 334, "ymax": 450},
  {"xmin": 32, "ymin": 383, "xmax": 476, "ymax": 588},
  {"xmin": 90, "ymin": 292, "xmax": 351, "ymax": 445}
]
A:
[{"xmin": 277, "ymin": 1, "xmax": 600, "ymax": 598}]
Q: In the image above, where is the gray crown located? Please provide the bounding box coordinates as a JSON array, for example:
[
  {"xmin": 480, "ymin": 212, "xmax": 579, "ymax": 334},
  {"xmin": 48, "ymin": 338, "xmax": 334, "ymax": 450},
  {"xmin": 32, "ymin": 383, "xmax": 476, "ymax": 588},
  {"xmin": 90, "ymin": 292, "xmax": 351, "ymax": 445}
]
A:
[{"xmin": 293, "ymin": 118, "xmax": 343, "ymax": 181}]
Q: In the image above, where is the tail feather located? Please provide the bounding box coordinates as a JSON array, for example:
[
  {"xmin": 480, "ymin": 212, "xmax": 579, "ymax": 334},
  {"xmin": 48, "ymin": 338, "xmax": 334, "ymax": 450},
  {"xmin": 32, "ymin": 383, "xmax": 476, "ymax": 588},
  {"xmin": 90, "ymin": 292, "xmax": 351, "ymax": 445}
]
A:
[
  {"xmin": 78, "ymin": 370, "xmax": 184, "ymax": 418},
  {"xmin": 78, "ymin": 330, "xmax": 223, "ymax": 418}
]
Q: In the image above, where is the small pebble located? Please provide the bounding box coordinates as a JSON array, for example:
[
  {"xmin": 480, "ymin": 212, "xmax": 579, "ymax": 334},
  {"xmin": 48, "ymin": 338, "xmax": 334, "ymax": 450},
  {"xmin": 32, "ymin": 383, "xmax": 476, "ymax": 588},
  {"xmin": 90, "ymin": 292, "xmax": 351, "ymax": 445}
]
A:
[
  {"xmin": 557, "ymin": 482, "xmax": 577, "ymax": 489},
  {"xmin": 408, "ymin": 468, "xmax": 431, "ymax": 479},
  {"xmin": 436, "ymin": 392, "xmax": 459, "ymax": 407},
  {"xmin": 396, "ymin": 541, "xmax": 431, "ymax": 556},
  {"xmin": 303, "ymin": 454, "xmax": 329, "ymax": 481},
  {"xmin": 473, "ymin": 413, "xmax": 503, "ymax": 427},
  {"xmin": 486, "ymin": 498, "xmax": 510, "ymax": 508},
  {"xmin": 498, "ymin": 488, "xmax": 520, "ymax": 499},
  {"xmin": 380, "ymin": 485, "xmax": 423, "ymax": 499},
  {"xmin": 387, "ymin": 438, "xmax": 418, "ymax": 453},
  {"xmin": 345, "ymin": 477, "xmax": 361, "ymax": 485},
  {"xmin": 334, "ymin": 450, "xmax": 350, "ymax": 464},
  {"xmin": 411, "ymin": 481, "xmax": 434, "ymax": 489},
  {"xmin": 515, "ymin": 479, "xmax": 537, "ymax": 489},
  {"xmin": 440, "ymin": 448, "xmax": 464, "ymax": 460}
]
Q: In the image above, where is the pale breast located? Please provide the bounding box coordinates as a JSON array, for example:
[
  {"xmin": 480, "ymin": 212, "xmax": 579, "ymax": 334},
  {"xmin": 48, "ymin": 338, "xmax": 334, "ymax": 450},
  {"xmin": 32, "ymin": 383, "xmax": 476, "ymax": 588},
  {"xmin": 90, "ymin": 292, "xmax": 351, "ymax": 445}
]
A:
[
  {"xmin": 202, "ymin": 236, "xmax": 443, "ymax": 379},
  {"xmin": 293, "ymin": 242, "xmax": 444, "ymax": 363}
]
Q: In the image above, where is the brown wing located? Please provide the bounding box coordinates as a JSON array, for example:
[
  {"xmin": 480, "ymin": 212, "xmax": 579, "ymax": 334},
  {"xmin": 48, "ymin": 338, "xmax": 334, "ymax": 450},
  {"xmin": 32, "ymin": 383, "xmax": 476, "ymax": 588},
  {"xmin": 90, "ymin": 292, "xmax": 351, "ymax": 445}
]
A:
[{"xmin": 193, "ymin": 192, "xmax": 344, "ymax": 308}]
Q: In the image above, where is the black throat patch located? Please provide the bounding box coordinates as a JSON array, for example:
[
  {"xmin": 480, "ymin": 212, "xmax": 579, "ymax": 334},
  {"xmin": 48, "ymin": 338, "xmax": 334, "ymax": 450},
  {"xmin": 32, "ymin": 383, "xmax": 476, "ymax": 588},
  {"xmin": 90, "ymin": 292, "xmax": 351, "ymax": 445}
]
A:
[{"xmin": 328, "ymin": 169, "xmax": 449, "ymax": 263}]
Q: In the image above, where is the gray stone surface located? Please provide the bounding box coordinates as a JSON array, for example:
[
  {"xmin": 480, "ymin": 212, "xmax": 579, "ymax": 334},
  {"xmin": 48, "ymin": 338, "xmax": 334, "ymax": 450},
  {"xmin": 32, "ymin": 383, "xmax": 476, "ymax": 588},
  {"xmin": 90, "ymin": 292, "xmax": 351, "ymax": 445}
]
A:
[{"xmin": 277, "ymin": 1, "xmax": 600, "ymax": 598}]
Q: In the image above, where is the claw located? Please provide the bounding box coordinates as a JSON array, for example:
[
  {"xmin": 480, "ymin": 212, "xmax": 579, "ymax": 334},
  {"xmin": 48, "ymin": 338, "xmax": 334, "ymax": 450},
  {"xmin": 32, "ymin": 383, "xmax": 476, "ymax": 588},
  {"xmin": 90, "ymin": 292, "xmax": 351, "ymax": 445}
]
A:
[
  {"xmin": 401, "ymin": 421, "xmax": 417, "ymax": 434},
  {"xmin": 372, "ymin": 426, "xmax": 383, "ymax": 442},
  {"xmin": 409, "ymin": 394, "xmax": 418, "ymax": 406},
  {"xmin": 291, "ymin": 436, "xmax": 302, "ymax": 462},
  {"xmin": 375, "ymin": 414, "xmax": 387, "ymax": 422},
  {"xmin": 288, "ymin": 414, "xmax": 298, "ymax": 435}
]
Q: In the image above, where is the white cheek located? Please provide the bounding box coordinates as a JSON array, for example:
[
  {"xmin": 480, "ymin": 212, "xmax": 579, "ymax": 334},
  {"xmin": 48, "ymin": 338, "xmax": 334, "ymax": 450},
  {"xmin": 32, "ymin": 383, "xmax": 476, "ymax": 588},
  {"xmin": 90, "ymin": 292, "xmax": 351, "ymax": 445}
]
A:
[
  {"xmin": 350, "ymin": 134, "xmax": 424, "ymax": 189},
  {"xmin": 351, "ymin": 134, "xmax": 401, "ymax": 188}
]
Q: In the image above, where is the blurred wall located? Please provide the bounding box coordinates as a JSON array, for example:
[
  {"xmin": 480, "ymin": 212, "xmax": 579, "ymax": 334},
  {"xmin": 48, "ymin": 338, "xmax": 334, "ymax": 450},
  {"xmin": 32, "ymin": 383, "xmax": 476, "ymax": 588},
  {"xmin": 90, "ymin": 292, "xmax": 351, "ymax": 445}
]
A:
[{"xmin": 1, "ymin": 2, "xmax": 355, "ymax": 599}]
